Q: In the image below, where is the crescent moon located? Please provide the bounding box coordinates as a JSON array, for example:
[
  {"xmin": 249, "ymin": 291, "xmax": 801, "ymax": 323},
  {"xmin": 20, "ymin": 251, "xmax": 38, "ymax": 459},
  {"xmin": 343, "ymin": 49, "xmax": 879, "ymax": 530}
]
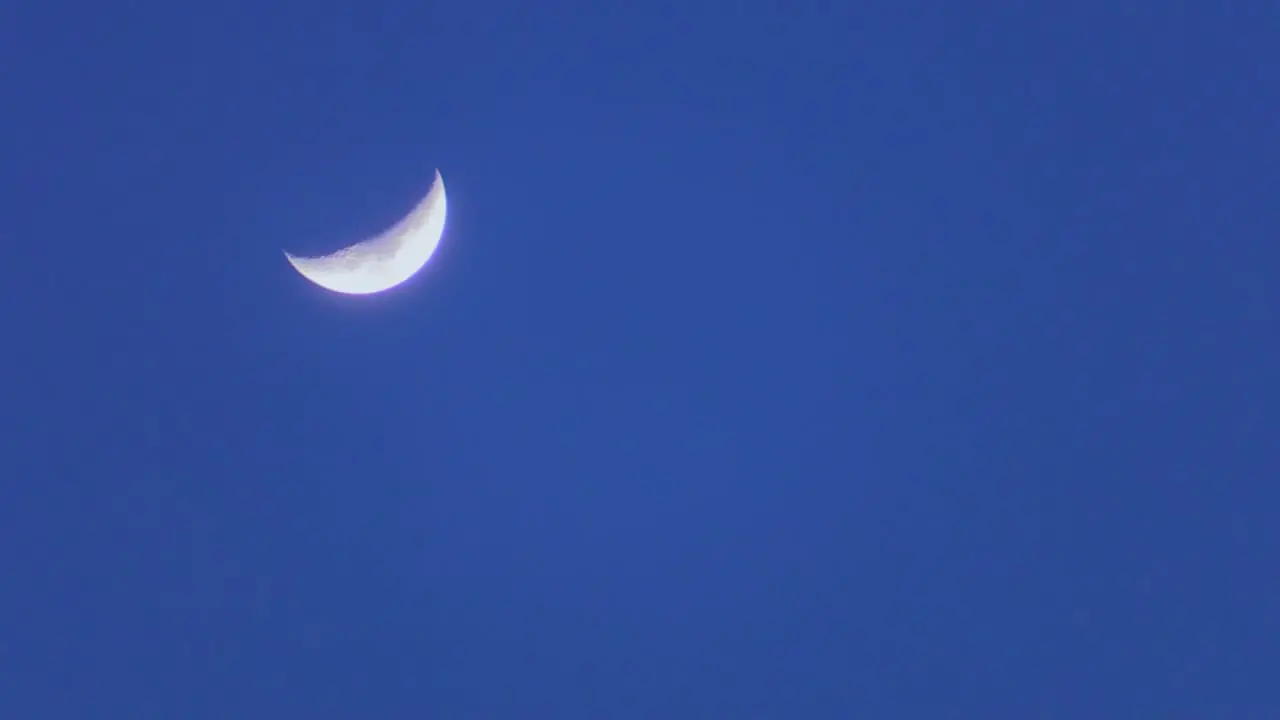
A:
[{"xmin": 284, "ymin": 169, "xmax": 447, "ymax": 295}]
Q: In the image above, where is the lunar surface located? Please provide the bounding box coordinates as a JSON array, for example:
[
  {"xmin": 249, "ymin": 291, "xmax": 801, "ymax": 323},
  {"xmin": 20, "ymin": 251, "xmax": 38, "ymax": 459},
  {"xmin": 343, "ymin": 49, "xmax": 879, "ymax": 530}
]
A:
[{"xmin": 285, "ymin": 169, "xmax": 447, "ymax": 295}]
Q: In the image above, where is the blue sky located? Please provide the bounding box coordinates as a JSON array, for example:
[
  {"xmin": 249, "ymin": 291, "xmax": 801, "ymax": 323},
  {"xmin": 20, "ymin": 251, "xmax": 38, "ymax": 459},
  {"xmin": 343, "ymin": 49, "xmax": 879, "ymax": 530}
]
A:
[{"xmin": 2, "ymin": 2, "xmax": 1277, "ymax": 717}]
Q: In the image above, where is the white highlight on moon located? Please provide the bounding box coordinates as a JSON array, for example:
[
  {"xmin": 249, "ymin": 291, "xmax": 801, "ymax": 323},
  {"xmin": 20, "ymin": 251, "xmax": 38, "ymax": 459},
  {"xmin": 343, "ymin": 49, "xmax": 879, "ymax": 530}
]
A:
[{"xmin": 284, "ymin": 169, "xmax": 447, "ymax": 295}]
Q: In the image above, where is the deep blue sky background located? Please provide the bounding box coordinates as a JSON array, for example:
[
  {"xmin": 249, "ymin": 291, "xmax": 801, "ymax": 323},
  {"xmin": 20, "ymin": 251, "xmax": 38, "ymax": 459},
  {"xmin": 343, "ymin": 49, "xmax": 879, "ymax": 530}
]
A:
[{"xmin": 2, "ymin": 2, "xmax": 1276, "ymax": 717}]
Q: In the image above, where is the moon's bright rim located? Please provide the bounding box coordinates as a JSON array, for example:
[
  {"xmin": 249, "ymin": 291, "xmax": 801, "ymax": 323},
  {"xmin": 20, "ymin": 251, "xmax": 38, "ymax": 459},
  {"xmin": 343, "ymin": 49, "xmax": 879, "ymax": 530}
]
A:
[{"xmin": 284, "ymin": 170, "xmax": 447, "ymax": 295}]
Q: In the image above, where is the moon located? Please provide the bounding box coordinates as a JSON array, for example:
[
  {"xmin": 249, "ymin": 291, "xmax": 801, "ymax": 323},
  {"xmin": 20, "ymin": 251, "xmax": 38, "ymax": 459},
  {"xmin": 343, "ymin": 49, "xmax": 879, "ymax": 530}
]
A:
[{"xmin": 284, "ymin": 169, "xmax": 447, "ymax": 295}]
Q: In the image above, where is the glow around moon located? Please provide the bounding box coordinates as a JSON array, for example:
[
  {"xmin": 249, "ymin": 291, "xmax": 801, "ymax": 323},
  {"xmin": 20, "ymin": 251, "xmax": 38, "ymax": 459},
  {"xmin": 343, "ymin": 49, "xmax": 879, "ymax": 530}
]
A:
[{"xmin": 284, "ymin": 169, "xmax": 447, "ymax": 295}]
